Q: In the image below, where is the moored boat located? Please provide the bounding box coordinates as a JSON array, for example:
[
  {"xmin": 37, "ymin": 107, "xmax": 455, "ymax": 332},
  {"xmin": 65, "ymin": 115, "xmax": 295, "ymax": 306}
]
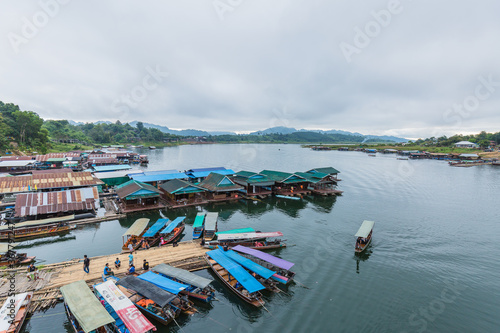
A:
[
  {"xmin": 153, "ymin": 263, "xmax": 215, "ymax": 303},
  {"xmin": 0, "ymin": 243, "xmax": 35, "ymax": 267},
  {"xmin": 233, "ymin": 245, "xmax": 295, "ymax": 285},
  {"xmin": 0, "ymin": 292, "xmax": 32, "ymax": 333},
  {"xmin": 122, "ymin": 218, "xmax": 150, "ymax": 253},
  {"xmin": 215, "ymin": 227, "xmax": 255, "ymax": 237},
  {"xmin": 93, "ymin": 280, "xmax": 156, "ymax": 333},
  {"xmin": 116, "ymin": 275, "xmax": 182, "ymax": 326},
  {"xmin": 355, "ymin": 220, "xmax": 374, "ymax": 254},
  {"xmin": 60, "ymin": 280, "xmax": 116, "ymax": 333},
  {"xmin": 192, "ymin": 213, "xmax": 205, "ymax": 239},
  {"xmin": 204, "ymin": 231, "xmax": 286, "ymax": 250},
  {"xmin": 0, "ymin": 215, "xmax": 76, "ymax": 241},
  {"xmin": 206, "ymin": 249, "xmax": 265, "ymax": 307},
  {"xmin": 219, "ymin": 248, "xmax": 280, "ymax": 292},
  {"xmin": 203, "ymin": 212, "xmax": 218, "ymax": 240},
  {"xmin": 159, "ymin": 217, "xmax": 185, "ymax": 244},
  {"xmin": 140, "ymin": 218, "xmax": 169, "ymax": 248},
  {"xmin": 148, "ymin": 146, "xmax": 156, "ymax": 150}
]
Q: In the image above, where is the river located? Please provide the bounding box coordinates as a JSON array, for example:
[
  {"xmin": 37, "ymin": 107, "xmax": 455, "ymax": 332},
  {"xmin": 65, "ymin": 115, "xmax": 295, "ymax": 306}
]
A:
[{"xmin": 19, "ymin": 144, "xmax": 500, "ymax": 332}]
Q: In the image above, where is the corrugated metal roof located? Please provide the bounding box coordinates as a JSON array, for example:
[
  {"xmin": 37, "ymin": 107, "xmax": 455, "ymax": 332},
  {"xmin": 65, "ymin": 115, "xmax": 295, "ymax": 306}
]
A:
[
  {"xmin": 94, "ymin": 170, "xmax": 138, "ymax": 179},
  {"xmin": 188, "ymin": 167, "xmax": 226, "ymax": 173},
  {"xmin": 92, "ymin": 165, "xmax": 132, "ymax": 172},
  {"xmin": 36, "ymin": 153, "xmax": 80, "ymax": 162},
  {"xmin": 115, "ymin": 180, "xmax": 161, "ymax": 199},
  {"xmin": 87, "ymin": 158, "xmax": 119, "ymax": 165},
  {"xmin": 131, "ymin": 173, "xmax": 188, "ymax": 183},
  {"xmin": 0, "ymin": 171, "xmax": 103, "ymax": 194},
  {"xmin": 0, "ymin": 160, "xmax": 35, "ymax": 167},
  {"xmin": 143, "ymin": 170, "xmax": 179, "ymax": 176},
  {"xmin": 14, "ymin": 187, "xmax": 98, "ymax": 217},
  {"xmin": 0, "ymin": 156, "xmax": 34, "ymax": 161},
  {"xmin": 186, "ymin": 169, "xmax": 235, "ymax": 179},
  {"xmin": 160, "ymin": 179, "xmax": 205, "ymax": 194}
]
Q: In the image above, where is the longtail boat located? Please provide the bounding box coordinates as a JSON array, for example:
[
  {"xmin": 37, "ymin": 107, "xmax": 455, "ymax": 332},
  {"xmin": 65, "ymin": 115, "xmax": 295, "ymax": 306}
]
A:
[
  {"xmin": 355, "ymin": 220, "xmax": 374, "ymax": 254},
  {"xmin": 203, "ymin": 212, "xmax": 218, "ymax": 240},
  {"xmin": 0, "ymin": 243, "xmax": 35, "ymax": 267},
  {"xmin": 153, "ymin": 263, "xmax": 215, "ymax": 303},
  {"xmin": 206, "ymin": 249, "xmax": 265, "ymax": 307},
  {"xmin": 116, "ymin": 275, "xmax": 182, "ymax": 326},
  {"xmin": 0, "ymin": 292, "xmax": 32, "ymax": 333},
  {"xmin": 233, "ymin": 245, "xmax": 295, "ymax": 285},
  {"xmin": 122, "ymin": 218, "xmax": 150, "ymax": 253},
  {"xmin": 215, "ymin": 227, "xmax": 255, "ymax": 237},
  {"xmin": 137, "ymin": 272, "xmax": 195, "ymax": 314},
  {"xmin": 204, "ymin": 231, "xmax": 286, "ymax": 250},
  {"xmin": 60, "ymin": 280, "xmax": 116, "ymax": 333},
  {"xmin": 159, "ymin": 217, "xmax": 185, "ymax": 244},
  {"xmin": 192, "ymin": 213, "xmax": 205, "ymax": 239},
  {"xmin": 140, "ymin": 218, "xmax": 169, "ymax": 248},
  {"xmin": 93, "ymin": 280, "xmax": 156, "ymax": 333},
  {"xmin": 0, "ymin": 215, "xmax": 76, "ymax": 241},
  {"xmin": 219, "ymin": 247, "xmax": 280, "ymax": 292}
]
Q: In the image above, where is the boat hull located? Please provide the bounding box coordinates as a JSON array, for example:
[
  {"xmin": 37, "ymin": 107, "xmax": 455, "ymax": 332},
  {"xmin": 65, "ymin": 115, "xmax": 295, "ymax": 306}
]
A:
[
  {"xmin": 355, "ymin": 237, "xmax": 372, "ymax": 254},
  {"xmin": 206, "ymin": 256, "xmax": 263, "ymax": 307},
  {"xmin": 0, "ymin": 225, "xmax": 75, "ymax": 241}
]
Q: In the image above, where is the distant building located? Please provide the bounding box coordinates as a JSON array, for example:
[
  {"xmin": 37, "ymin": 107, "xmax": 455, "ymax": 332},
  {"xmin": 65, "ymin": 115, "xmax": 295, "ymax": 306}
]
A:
[{"xmin": 454, "ymin": 141, "xmax": 478, "ymax": 149}]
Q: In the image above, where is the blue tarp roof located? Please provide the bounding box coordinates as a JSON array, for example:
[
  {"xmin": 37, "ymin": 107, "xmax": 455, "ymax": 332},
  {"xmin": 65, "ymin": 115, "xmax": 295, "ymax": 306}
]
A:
[
  {"xmin": 138, "ymin": 271, "xmax": 188, "ymax": 294},
  {"xmin": 187, "ymin": 169, "xmax": 235, "ymax": 179},
  {"xmin": 131, "ymin": 173, "xmax": 187, "ymax": 183},
  {"xmin": 221, "ymin": 248, "xmax": 275, "ymax": 279},
  {"xmin": 93, "ymin": 164, "xmax": 132, "ymax": 172},
  {"xmin": 207, "ymin": 249, "xmax": 265, "ymax": 294},
  {"xmin": 142, "ymin": 219, "xmax": 169, "ymax": 238},
  {"xmin": 160, "ymin": 217, "xmax": 186, "ymax": 234},
  {"xmin": 188, "ymin": 167, "xmax": 226, "ymax": 173},
  {"xmin": 143, "ymin": 170, "xmax": 180, "ymax": 176}
]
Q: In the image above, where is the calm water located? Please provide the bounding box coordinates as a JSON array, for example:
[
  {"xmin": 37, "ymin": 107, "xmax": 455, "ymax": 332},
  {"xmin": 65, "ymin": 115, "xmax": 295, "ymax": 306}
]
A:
[{"xmin": 20, "ymin": 144, "xmax": 500, "ymax": 333}]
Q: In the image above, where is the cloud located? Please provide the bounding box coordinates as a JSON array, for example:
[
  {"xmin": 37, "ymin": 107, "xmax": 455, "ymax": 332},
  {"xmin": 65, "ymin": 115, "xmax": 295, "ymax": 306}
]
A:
[{"xmin": 1, "ymin": 0, "xmax": 499, "ymax": 138}]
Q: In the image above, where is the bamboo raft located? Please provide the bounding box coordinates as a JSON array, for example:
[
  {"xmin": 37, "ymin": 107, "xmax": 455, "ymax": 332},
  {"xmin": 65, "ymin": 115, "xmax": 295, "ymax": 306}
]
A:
[{"xmin": 0, "ymin": 241, "xmax": 208, "ymax": 314}]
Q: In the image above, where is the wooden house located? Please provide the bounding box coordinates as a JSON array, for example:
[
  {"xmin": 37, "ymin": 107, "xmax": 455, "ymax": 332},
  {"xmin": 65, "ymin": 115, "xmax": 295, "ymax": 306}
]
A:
[
  {"xmin": 231, "ymin": 171, "xmax": 274, "ymax": 198},
  {"xmin": 295, "ymin": 171, "xmax": 342, "ymax": 196},
  {"xmin": 259, "ymin": 170, "xmax": 309, "ymax": 196},
  {"xmin": 198, "ymin": 172, "xmax": 243, "ymax": 202},
  {"xmin": 160, "ymin": 179, "xmax": 208, "ymax": 208},
  {"xmin": 115, "ymin": 180, "xmax": 164, "ymax": 213}
]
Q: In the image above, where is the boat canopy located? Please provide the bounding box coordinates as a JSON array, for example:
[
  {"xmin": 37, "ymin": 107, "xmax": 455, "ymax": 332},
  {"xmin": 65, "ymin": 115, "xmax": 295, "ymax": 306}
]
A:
[
  {"xmin": 138, "ymin": 271, "xmax": 188, "ymax": 294},
  {"xmin": 153, "ymin": 263, "xmax": 213, "ymax": 289},
  {"xmin": 354, "ymin": 220, "xmax": 375, "ymax": 238},
  {"xmin": 0, "ymin": 215, "xmax": 75, "ymax": 231},
  {"xmin": 160, "ymin": 216, "xmax": 185, "ymax": 234},
  {"xmin": 0, "ymin": 243, "xmax": 18, "ymax": 253},
  {"xmin": 0, "ymin": 292, "xmax": 30, "ymax": 331},
  {"xmin": 122, "ymin": 218, "xmax": 150, "ymax": 237},
  {"xmin": 192, "ymin": 213, "xmax": 205, "ymax": 229},
  {"xmin": 204, "ymin": 212, "xmax": 218, "ymax": 231},
  {"xmin": 207, "ymin": 249, "xmax": 265, "ymax": 294},
  {"xmin": 60, "ymin": 280, "xmax": 115, "ymax": 333},
  {"xmin": 217, "ymin": 231, "xmax": 283, "ymax": 242},
  {"xmin": 216, "ymin": 227, "xmax": 255, "ymax": 236},
  {"xmin": 117, "ymin": 275, "xmax": 176, "ymax": 308},
  {"xmin": 233, "ymin": 245, "xmax": 295, "ymax": 270},
  {"xmin": 94, "ymin": 280, "xmax": 155, "ymax": 333},
  {"xmin": 142, "ymin": 219, "xmax": 169, "ymax": 238},
  {"xmin": 221, "ymin": 249, "xmax": 275, "ymax": 279}
]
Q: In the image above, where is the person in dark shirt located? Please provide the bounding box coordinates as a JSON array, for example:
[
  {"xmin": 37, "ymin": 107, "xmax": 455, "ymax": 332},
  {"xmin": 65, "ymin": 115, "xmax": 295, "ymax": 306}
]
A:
[
  {"xmin": 143, "ymin": 259, "xmax": 149, "ymax": 271},
  {"xmin": 83, "ymin": 255, "xmax": 90, "ymax": 273}
]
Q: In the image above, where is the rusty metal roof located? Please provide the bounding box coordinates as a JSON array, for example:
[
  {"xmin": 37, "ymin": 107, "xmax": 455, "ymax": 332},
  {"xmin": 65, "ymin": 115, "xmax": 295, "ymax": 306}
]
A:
[
  {"xmin": 0, "ymin": 171, "xmax": 104, "ymax": 194},
  {"xmin": 0, "ymin": 156, "xmax": 35, "ymax": 161},
  {"xmin": 14, "ymin": 187, "xmax": 99, "ymax": 217},
  {"xmin": 36, "ymin": 153, "xmax": 80, "ymax": 162}
]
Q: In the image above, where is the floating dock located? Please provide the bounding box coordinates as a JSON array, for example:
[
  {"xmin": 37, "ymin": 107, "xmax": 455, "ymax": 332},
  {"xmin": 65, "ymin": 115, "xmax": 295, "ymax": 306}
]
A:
[{"xmin": 0, "ymin": 241, "xmax": 208, "ymax": 313}]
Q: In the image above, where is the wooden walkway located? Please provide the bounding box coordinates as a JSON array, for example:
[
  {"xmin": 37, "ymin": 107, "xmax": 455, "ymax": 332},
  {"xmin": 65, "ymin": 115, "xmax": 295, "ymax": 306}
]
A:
[{"xmin": 0, "ymin": 241, "xmax": 208, "ymax": 313}]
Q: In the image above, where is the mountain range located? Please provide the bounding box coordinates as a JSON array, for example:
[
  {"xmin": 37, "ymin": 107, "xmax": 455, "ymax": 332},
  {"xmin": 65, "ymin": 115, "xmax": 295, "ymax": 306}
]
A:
[{"xmin": 68, "ymin": 121, "xmax": 408, "ymax": 142}]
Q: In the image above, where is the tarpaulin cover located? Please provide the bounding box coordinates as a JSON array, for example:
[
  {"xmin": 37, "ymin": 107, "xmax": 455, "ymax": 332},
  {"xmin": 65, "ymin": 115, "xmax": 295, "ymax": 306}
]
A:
[
  {"xmin": 117, "ymin": 275, "xmax": 176, "ymax": 308},
  {"xmin": 138, "ymin": 271, "xmax": 187, "ymax": 295},
  {"xmin": 192, "ymin": 213, "xmax": 205, "ymax": 229},
  {"xmin": 122, "ymin": 218, "xmax": 150, "ymax": 237},
  {"xmin": 207, "ymin": 249, "xmax": 265, "ymax": 294},
  {"xmin": 0, "ymin": 292, "xmax": 30, "ymax": 331},
  {"xmin": 94, "ymin": 280, "xmax": 156, "ymax": 333},
  {"xmin": 354, "ymin": 220, "xmax": 375, "ymax": 238},
  {"xmin": 216, "ymin": 228, "xmax": 255, "ymax": 236},
  {"xmin": 204, "ymin": 212, "xmax": 218, "ymax": 232},
  {"xmin": 60, "ymin": 280, "xmax": 115, "ymax": 333},
  {"xmin": 216, "ymin": 231, "xmax": 283, "ymax": 241},
  {"xmin": 153, "ymin": 263, "xmax": 213, "ymax": 289},
  {"xmin": 233, "ymin": 245, "xmax": 295, "ymax": 270},
  {"xmin": 221, "ymin": 249, "xmax": 275, "ymax": 279},
  {"xmin": 142, "ymin": 219, "xmax": 169, "ymax": 238},
  {"xmin": 160, "ymin": 217, "xmax": 185, "ymax": 234}
]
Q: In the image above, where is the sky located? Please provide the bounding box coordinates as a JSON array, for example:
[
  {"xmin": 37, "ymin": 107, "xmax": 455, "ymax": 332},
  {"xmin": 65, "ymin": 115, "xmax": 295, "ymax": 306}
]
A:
[{"xmin": 1, "ymin": 0, "xmax": 499, "ymax": 139}]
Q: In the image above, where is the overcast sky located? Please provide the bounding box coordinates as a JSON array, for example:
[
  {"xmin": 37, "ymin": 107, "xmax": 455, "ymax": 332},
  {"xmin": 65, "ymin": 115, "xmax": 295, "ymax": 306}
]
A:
[{"xmin": 1, "ymin": 1, "xmax": 499, "ymax": 138}]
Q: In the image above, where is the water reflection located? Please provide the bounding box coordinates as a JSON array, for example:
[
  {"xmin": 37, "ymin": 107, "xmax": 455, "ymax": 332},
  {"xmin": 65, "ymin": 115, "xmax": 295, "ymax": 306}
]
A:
[{"xmin": 355, "ymin": 247, "xmax": 373, "ymax": 274}]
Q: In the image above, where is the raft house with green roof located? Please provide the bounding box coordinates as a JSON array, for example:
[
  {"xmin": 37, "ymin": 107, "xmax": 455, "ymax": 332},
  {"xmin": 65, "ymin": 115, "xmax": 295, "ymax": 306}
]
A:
[
  {"xmin": 231, "ymin": 171, "xmax": 274, "ymax": 198},
  {"xmin": 115, "ymin": 179, "xmax": 165, "ymax": 213},
  {"xmin": 159, "ymin": 179, "xmax": 208, "ymax": 208},
  {"xmin": 259, "ymin": 170, "xmax": 311, "ymax": 197},
  {"xmin": 198, "ymin": 172, "xmax": 243, "ymax": 202}
]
